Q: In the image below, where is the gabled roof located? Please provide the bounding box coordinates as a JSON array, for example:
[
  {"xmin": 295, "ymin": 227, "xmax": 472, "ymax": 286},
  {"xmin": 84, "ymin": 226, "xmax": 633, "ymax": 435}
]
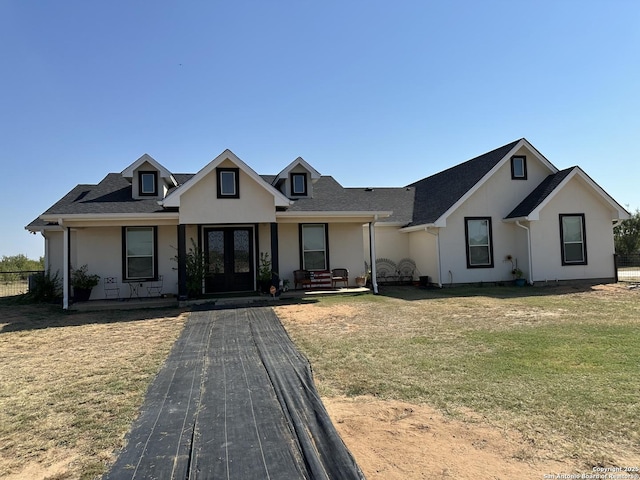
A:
[
  {"xmin": 162, "ymin": 149, "xmax": 291, "ymax": 208},
  {"xmin": 274, "ymin": 157, "xmax": 321, "ymax": 184},
  {"xmin": 28, "ymin": 174, "xmax": 173, "ymax": 226},
  {"xmin": 505, "ymin": 166, "xmax": 630, "ymax": 221},
  {"xmin": 121, "ymin": 153, "xmax": 177, "ymax": 187},
  {"xmin": 280, "ymin": 176, "xmax": 412, "ymax": 223},
  {"xmin": 405, "ymin": 138, "xmax": 557, "ymax": 228}
]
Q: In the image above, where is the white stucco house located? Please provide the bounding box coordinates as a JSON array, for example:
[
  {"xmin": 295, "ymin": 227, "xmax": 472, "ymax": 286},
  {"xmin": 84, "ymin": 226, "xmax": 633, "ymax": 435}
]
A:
[{"xmin": 26, "ymin": 138, "xmax": 629, "ymax": 308}]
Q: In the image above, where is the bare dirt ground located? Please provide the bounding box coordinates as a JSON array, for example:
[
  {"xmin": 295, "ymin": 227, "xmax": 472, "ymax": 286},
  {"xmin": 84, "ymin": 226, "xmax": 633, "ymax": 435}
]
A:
[{"xmin": 325, "ymin": 395, "xmax": 579, "ymax": 480}]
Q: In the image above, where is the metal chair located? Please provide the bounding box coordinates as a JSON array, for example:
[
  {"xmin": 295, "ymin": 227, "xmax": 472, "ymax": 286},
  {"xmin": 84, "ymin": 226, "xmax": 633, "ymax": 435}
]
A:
[
  {"xmin": 331, "ymin": 268, "xmax": 349, "ymax": 288},
  {"xmin": 146, "ymin": 275, "xmax": 163, "ymax": 297},
  {"xmin": 104, "ymin": 277, "xmax": 120, "ymax": 299},
  {"xmin": 293, "ymin": 270, "xmax": 311, "ymax": 289}
]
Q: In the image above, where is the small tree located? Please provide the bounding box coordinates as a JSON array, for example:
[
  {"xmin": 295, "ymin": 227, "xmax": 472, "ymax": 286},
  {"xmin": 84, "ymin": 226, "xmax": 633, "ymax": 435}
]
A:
[
  {"xmin": 173, "ymin": 239, "xmax": 207, "ymax": 298},
  {"xmin": 614, "ymin": 209, "xmax": 640, "ymax": 254}
]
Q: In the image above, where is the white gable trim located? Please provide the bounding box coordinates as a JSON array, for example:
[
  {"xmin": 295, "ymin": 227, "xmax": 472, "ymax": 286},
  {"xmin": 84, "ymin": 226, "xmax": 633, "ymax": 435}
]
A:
[
  {"xmin": 431, "ymin": 138, "xmax": 558, "ymax": 227},
  {"xmin": 162, "ymin": 149, "xmax": 291, "ymax": 208},
  {"xmin": 121, "ymin": 153, "xmax": 177, "ymax": 186},
  {"xmin": 275, "ymin": 157, "xmax": 321, "ymax": 183},
  {"xmin": 508, "ymin": 167, "xmax": 631, "ymax": 222}
]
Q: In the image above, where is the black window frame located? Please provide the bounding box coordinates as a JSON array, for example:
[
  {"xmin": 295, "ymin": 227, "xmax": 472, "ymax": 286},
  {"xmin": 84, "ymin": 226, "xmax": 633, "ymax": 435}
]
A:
[
  {"xmin": 510, "ymin": 155, "xmax": 527, "ymax": 180},
  {"xmin": 299, "ymin": 223, "xmax": 330, "ymax": 271},
  {"xmin": 122, "ymin": 226, "xmax": 159, "ymax": 281},
  {"xmin": 138, "ymin": 171, "xmax": 158, "ymax": 196},
  {"xmin": 464, "ymin": 217, "xmax": 494, "ymax": 268},
  {"xmin": 290, "ymin": 172, "xmax": 308, "ymax": 196},
  {"xmin": 216, "ymin": 167, "xmax": 240, "ymax": 198},
  {"xmin": 559, "ymin": 214, "xmax": 587, "ymax": 265}
]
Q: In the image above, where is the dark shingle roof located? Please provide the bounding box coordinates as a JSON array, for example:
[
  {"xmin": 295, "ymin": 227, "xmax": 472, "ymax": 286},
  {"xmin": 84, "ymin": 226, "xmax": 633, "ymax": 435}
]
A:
[
  {"xmin": 37, "ymin": 174, "xmax": 168, "ymax": 216},
  {"xmin": 505, "ymin": 167, "xmax": 575, "ymax": 219},
  {"xmin": 406, "ymin": 139, "xmax": 521, "ymax": 226},
  {"xmin": 285, "ymin": 177, "xmax": 415, "ymax": 224}
]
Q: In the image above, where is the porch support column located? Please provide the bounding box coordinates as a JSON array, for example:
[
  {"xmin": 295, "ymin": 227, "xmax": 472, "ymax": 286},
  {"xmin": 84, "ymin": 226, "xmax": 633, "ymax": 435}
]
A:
[
  {"xmin": 177, "ymin": 224, "xmax": 187, "ymax": 300},
  {"xmin": 369, "ymin": 219, "xmax": 379, "ymax": 294},
  {"xmin": 62, "ymin": 225, "xmax": 69, "ymax": 309},
  {"xmin": 270, "ymin": 223, "xmax": 279, "ymax": 288}
]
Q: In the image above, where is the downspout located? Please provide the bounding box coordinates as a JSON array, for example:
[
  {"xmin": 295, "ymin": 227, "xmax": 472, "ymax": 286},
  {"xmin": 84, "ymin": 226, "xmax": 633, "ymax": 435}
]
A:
[
  {"xmin": 515, "ymin": 221, "xmax": 533, "ymax": 285},
  {"xmin": 42, "ymin": 232, "xmax": 49, "ymax": 274},
  {"xmin": 369, "ymin": 217, "xmax": 379, "ymax": 294},
  {"xmin": 425, "ymin": 227, "xmax": 443, "ymax": 288}
]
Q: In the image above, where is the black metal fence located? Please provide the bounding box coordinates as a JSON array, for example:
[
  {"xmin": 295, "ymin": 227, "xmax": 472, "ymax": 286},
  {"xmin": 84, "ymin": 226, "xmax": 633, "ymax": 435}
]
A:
[
  {"xmin": 0, "ymin": 270, "xmax": 45, "ymax": 297},
  {"xmin": 615, "ymin": 254, "xmax": 640, "ymax": 283}
]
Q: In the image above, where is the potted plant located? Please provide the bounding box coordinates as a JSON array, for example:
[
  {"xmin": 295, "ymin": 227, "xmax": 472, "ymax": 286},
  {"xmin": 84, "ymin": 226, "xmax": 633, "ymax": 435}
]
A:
[
  {"xmin": 71, "ymin": 264, "xmax": 100, "ymax": 301},
  {"xmin": 512, "ymin": 267, "xmax": 526, "ymax": 287},
  {"xmin": 257, "ymin": 252, "xmax": 273, "ymax": 294}
]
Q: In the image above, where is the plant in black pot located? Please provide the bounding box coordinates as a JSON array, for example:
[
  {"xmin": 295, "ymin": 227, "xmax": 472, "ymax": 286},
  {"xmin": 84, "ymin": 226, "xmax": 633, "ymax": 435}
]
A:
[{"xmin": 71, "ymin": 264, "xmax": 100, "ymax": 302}]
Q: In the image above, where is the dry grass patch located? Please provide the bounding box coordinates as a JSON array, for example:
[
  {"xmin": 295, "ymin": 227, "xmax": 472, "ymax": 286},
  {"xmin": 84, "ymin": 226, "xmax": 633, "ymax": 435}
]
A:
[
  {"xmin": 276, "ymin": 283, "xmax": 640, "ymax": 477},
  {"xmin": 0, "ymin": 302, "xmax": 187, "ymax": 480}
]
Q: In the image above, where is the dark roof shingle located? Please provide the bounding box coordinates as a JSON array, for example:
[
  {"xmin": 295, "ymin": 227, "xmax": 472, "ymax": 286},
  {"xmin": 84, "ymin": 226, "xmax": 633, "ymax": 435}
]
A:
[
  {"xmin": 505, "ymin": 167, "xmax": 575, "ymax": 219},
  {"xmin": 406, "ymin": 140, "xmax": 520, "ymax": 226}
]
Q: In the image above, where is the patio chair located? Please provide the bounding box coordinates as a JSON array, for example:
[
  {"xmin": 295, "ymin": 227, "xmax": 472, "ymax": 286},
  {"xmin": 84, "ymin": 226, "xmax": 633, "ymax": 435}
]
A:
[
  {"xmin": 294, "ymin": 270, "xmax": 312, "ymax": 289},
  {"xmin": 397, "ymin": 258, "xmax": 417, "ymax": 284},
  {"xmin": 146, "ymin": 275, "xmax": 163, "ymax": 297},
  {"xmin": 104, "ymin": 276, "xmax": 120, "ymax": 299},
  {"xmin": 331, "ymin": 268, "xmax": 349, "ymax": 288},
  {"xmin": 375, "ymin": 258, "xmax": 398, "ymax": 285}
]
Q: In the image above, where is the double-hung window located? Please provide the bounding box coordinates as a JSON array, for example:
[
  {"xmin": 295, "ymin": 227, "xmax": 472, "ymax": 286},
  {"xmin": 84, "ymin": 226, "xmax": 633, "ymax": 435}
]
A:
[
  {"xmin": 560, "ymin": 214, "xmax": 587, "ymax": 265},
  {"xmin": 300, "ymin": 224, "xmax": 328, "ymax": 270},
  {"xmin": 465, "ymin": 217, "xmax": 494, "ymax": 268},
  {"xmin": 123, "ymin": 227, "xmax": 157, "ymax": 280}
]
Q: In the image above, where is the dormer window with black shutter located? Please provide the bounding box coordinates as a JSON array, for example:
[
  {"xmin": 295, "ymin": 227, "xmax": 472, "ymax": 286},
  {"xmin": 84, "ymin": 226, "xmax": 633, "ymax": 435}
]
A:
[
  {"xmin": 139, "ymin": 171, "xmax": 158, "ymax": 196},
  {"xmin": 290, "ymin": 173, "xmax": 308, "ymax": 196}
]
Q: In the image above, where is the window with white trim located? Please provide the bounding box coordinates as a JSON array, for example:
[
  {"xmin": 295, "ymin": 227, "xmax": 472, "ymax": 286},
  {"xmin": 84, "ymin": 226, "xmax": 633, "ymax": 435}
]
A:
[
  {"xmin": 465, "ymin": 217, "xmax": 494, "ymax": 268},
  {"xmin": 124, "ymin": 227, "xmax": 156, "ymax": 279},
  {"xmin": 139, "ymin": 171, "xmax": 158, "ymax": 196},
  {"xmin": 217, "ymin": 168, "xmax": 239, "ymax": 198},
  {"xmin": 560, "ymin": 214, "xmax": 587, "ymax": 265},
  {"xmin": 301, "ymin": 224, "xmax": 327, "ymax": 270},
  {"xmin": 291, "ymin": 173, "xmax": 307, "ymax": 196},
  {"xmin": 511, "ymin": 156, "xmax": 527, "ymax": 180}
]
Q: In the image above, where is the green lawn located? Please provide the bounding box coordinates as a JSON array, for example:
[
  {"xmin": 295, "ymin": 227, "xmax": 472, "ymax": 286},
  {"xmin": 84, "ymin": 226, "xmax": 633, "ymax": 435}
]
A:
[{"xmin": 276, "ymin": 284, "xmax": 640, "ymax": 467}]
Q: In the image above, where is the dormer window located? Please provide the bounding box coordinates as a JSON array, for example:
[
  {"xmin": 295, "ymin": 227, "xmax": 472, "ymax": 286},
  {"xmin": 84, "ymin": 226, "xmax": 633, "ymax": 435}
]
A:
[
  {"xmin": 139, "ymin": 171, "xmax": 158, "ymax": 196},
  {"xmin": 217, "ymin": 167, "xmax": 240, "ymax": 198},
  {"xmin": 511, "ymin": 156, "xmax": 527, "ymax": 180},
  {"xmin": 291, "ymin": 173, "xmax": 308, "ymax": 196}
]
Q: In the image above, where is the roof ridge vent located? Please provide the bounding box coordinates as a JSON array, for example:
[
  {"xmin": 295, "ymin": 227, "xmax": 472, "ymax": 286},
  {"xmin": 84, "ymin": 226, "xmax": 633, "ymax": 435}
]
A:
[{"xmin": 364, "ymin": 187, "xmax": 374, "ymax": 192}]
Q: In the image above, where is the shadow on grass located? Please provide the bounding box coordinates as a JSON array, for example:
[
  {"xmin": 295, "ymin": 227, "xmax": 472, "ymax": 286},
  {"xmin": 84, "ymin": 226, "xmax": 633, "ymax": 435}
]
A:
[
  {"xmin": 377, "ymin": 282, "xmax": 604, "ymax": 301},
  {"xmin": 0, "ymin": 294, "xmax": 321, "ymax": 333}
]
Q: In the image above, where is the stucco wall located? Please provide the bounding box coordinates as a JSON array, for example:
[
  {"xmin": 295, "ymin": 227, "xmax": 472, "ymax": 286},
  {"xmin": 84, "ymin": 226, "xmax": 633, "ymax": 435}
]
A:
[
  {"xmin": 408, "ymin": 229, "xmax": 438, "ymax": 284},
  {"xmin": 530, "ymin": 176, "xmax": 616, "ymax": 282},
  {"xmin": 437, "ymin": 150, "xmax": 553, "ymax": 284},
  {"xmin": 364, "ymin": 225, "xmax": 410, "ymax": 265},
  {"xmin": 278, "ymin": 222, "xmax": 365, "ymax": 288},
  {"xmin": 179, "ymin": 160, "xmax": 277, "ymax": 224},
  {"xmin": 44, "ymin": 230, "xmax": 64, "ymax": 277},
  {"xmin": 71, "ymin": 225, "xmax": 179, "ymax": 300}
]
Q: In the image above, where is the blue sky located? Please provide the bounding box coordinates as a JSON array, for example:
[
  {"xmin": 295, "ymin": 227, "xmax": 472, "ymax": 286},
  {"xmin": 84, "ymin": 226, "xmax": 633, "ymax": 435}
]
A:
[{"xmin": 1, "ymin": 0, "xmax": 638, "ymax": 260}]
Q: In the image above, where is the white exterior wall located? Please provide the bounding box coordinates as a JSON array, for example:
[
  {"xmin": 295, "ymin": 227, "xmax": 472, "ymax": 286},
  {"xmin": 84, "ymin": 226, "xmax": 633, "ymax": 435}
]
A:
[
  {"xmin": 179, "ymin": 160, "xmax": 277, "ymax": 225},
  {"xmin": 364, "ymin": 225, "xmax": 410, "ymax": 264},
  {"xmin": 70, "ymin": 225, "xmax": 179, "ymax": 300},
  {"xmin": 408, "ymin": 229, "xmax": 439, "ymax": 283},
  {"xmin": 279, "ymin": 222, "xmax": 365, "ymax": 287},
  {"xmin": 530, "ymin": 176, "xmax": 617, "ymax": 282},
  {"xmin": 44, "ymin": 230, "xmax": 64, "ymax": 277},
  {"xmin": 437, "ymin": 148, "xmax": 553, "ymax": 284}
]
